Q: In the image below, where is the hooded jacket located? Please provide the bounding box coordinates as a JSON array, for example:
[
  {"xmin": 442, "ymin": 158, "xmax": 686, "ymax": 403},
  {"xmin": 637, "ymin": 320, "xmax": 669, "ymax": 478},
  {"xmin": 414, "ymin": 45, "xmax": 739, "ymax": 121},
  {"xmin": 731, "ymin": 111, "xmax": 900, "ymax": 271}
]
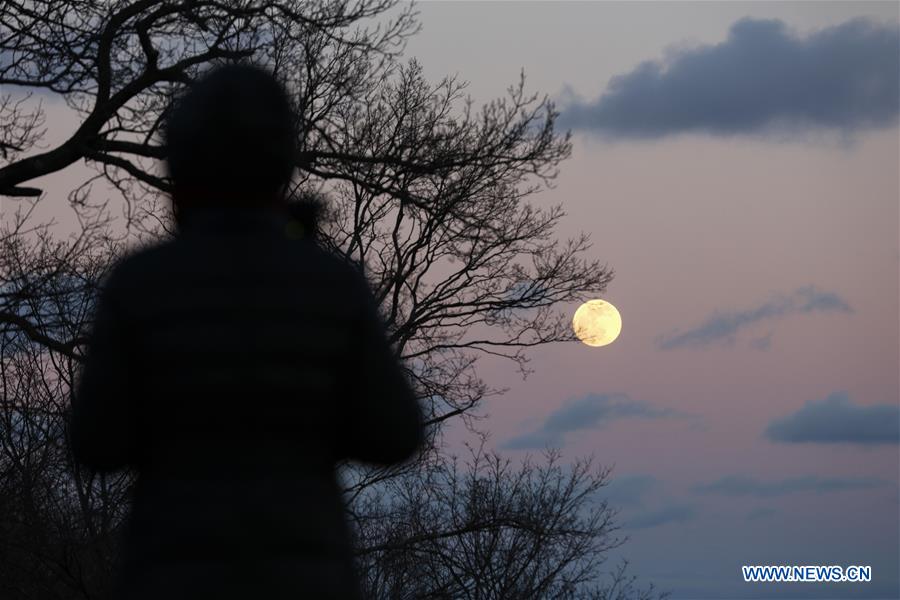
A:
[{"xmin": 69, "ymin": 205, "xmax": 424, "ymax": 599}]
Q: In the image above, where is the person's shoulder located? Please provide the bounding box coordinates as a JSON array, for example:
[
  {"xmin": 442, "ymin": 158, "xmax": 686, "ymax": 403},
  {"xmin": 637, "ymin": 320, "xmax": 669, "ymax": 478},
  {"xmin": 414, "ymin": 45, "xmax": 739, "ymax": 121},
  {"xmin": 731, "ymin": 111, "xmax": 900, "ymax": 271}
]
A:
[
  {"xmin": 102, "ymin": 238, "xmax": 177, "ymax": 292},
  {"xmin": 330, "ymin": 253, "xmax": 373, "ymax": 299},
  {"xmin": 318, "ymin": 250, "xmax": 382, "ymax": 316},
  {"xmin": 299, "ymin": 244, "xmax": 365, "ymax": 285}
]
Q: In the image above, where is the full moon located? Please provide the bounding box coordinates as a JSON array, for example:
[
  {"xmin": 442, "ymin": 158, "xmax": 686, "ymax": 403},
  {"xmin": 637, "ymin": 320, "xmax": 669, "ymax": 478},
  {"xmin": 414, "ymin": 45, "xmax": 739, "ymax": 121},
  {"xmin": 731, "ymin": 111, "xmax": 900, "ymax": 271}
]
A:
[{"xmin": 572, "ymin": 299, "xmax": 622, "ymax": 347}]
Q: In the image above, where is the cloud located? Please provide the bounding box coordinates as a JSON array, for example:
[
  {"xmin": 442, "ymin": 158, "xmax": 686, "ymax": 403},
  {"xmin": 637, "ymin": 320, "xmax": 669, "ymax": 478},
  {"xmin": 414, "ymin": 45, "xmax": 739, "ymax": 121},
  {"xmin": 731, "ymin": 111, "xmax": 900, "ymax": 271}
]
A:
[
  {"xmin": 748, "ymin": 332, "xmax": 773, "ymax": 351},
  {"xmin": 693, "ymin": 474, "xmax": 888, "ymax": 497},
  {"xmin": 603, "ymin": 474, "xmax": 658, "ymax": 509},
  {"xmin": 559, "ymin": 17, "xmax": 900, "ymax": 139},
  {"xmin": 0, "ymin": 50, "xmax": 64, "ymax": 99},
  {"xmin": 658, "ymin": 286, "xmax": 851, "ymax": 350},
  {"xmin": 502, "ymin": 393, "xmax": 683, "ymax": 449},
  {"xmin": 603, "ymin": 475, "xmax": 699, "ymax": 530},
  {"xmin": 765, "ymin": 391, "xmax": 900, "ymax": 445},
  {"xmin": 746, "ymin": 507, "xmax": 778, "ymax": 521},
  {"xmin": 625, "ymin": 504, "xmax": 696, "ymax": 530}
]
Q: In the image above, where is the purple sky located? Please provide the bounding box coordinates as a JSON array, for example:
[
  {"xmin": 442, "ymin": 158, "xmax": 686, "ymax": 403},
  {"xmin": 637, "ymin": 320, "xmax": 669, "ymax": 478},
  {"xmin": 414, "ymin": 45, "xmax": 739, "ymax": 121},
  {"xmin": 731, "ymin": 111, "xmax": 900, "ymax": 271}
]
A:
[
  {"xmin": 3, "ymin": 2, "xmax": 897, "ymax": 598},
  {"xmin": 406, "ymin": 2, "xmax": 899, "ymax": 598}
]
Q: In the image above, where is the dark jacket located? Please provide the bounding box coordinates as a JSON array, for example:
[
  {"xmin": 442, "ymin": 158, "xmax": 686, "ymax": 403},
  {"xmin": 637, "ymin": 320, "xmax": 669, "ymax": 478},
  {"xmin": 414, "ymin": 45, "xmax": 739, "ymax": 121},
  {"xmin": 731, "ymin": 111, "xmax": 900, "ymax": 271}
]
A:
[{"xmin": 69, "ymin": 206, "xmax": 423, "ymax": 599}]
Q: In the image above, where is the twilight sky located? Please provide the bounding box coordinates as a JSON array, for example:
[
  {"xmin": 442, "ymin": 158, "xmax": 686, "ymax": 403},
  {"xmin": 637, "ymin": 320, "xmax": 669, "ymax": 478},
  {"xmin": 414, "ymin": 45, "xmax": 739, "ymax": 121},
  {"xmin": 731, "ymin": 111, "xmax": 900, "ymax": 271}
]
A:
[
  {"xmin": 3, "ymin": 2, "xmax": 897, "ymax": 598},
  {"xmin": 404, "ymin": 2, "xmax": 900, "ymax": 598}
]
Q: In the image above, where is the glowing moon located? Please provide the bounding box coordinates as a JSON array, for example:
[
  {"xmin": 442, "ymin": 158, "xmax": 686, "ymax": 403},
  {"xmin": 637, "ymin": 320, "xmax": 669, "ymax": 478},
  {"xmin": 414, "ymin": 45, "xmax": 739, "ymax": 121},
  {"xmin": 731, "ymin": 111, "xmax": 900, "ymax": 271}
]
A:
[{"xmin": 572, "ymin": 299, "xmax": 622, "ymax": 347}]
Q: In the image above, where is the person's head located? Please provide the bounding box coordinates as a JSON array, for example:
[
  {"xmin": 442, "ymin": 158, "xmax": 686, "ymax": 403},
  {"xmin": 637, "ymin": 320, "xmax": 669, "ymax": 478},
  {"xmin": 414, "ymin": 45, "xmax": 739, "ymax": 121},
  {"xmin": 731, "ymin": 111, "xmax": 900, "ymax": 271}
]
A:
[{"xmin": 164, "ymin": 63, "xmax": 297, "ymax": 217}]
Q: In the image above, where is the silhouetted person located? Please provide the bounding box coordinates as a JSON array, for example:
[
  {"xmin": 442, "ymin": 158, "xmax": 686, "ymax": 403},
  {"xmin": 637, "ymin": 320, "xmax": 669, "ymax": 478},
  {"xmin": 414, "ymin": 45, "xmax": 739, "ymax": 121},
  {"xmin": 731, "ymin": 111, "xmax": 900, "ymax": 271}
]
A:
[{"xmin": 69, "ymin": 63, "xmax": 424, "ymax": 600}]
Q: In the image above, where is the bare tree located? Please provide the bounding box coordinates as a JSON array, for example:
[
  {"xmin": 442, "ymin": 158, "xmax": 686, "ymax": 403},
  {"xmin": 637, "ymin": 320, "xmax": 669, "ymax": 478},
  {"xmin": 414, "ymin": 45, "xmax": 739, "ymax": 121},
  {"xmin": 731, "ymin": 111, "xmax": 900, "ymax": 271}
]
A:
[
  {"xmin": 0, "ymin": 2, "xmax": 658, "ymax": 598},
  {"xmin": 0, "ymin": 0, "xmax": 417, "ymax": 200},
  {"xmin": 352, "ymin": 446, "xmax": 667, "ymax": 600},
  {"xmin": 0, "ymin": 201, "xmax": 130, "ymax": 599}
]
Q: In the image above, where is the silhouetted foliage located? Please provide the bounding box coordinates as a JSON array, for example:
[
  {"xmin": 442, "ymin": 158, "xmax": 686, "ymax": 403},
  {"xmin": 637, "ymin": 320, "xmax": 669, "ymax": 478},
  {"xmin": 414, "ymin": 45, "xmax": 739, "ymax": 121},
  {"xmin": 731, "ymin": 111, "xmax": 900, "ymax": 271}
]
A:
[{"xmin": 0, "ymin": 1, "xmax": 662, "ymax": 598}]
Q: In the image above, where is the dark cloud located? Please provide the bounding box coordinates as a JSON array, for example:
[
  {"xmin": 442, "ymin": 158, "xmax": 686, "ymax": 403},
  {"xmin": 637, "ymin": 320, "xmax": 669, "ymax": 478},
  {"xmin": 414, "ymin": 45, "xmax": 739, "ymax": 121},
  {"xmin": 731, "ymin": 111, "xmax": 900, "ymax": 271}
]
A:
[
  {"xmin": 625, "ymin": 504, "xmax": 696, "ymax": 530},
  {"xmin": 502, "ymin": 393, "xmax": 682, "ymax": 449},
  {"xmin": 560, "ymin": 17, "xmax": 900, "ymax": 139},
  {"xmin": 602, "ymin": 474, "xmax": 658, "ymax": 509},
  {"xmin": 765, "ymin": 391, "xmax": 900, "ymax": 445},
  {"xmin": 693, "ymin": 474, "xmax": 888, "ymax": 497},
  {"xmin": 746, "ymin": 507, "xmax": 778, "ymax": 521},
  {"xmin": 0, "ymin": 50, "xmax": 66, "ymax": 99},
  {"xmin": 603, "ymin": 475, "xmax": 696, "ymax": 530},
  {"xmin": 658, "ymin": 286, "xmax": 851, "ymax": 350},
  {"xmin": 748, "ymin": 332, "xmax": 773, "ymax": 351}
]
